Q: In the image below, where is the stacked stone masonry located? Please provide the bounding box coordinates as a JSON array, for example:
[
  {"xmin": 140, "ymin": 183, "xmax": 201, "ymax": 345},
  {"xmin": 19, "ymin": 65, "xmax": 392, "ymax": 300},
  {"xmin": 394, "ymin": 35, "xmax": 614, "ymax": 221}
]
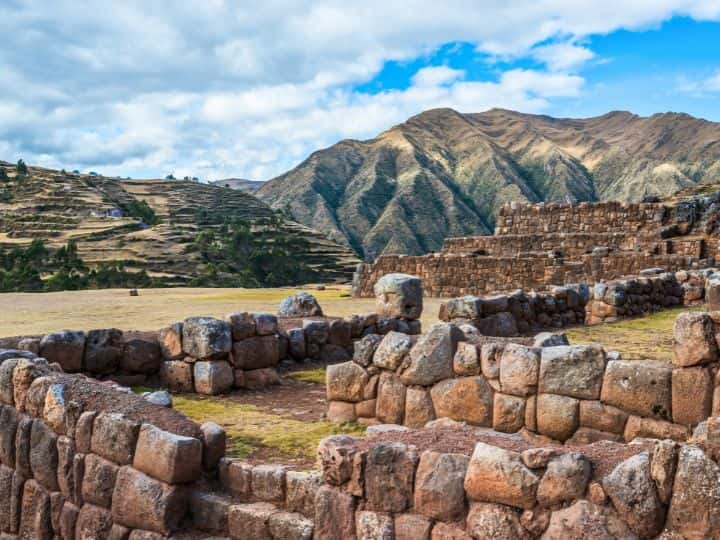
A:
[
  {"xmin": 327, "ymin": 311, "xmax": 720, "ymax": 445},
  {"xmin": 353, "ymin": 197, "xmax": 720, "ymax": 298}
]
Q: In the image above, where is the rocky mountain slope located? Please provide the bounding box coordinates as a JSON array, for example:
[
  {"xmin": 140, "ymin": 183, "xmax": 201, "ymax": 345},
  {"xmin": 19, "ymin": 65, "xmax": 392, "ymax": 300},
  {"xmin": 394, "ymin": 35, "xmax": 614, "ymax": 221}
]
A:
[
  {"xmin": 258, "ymin": 108, "xmax": 720, "ymax": 259},
  {"xmin": 0, "ymin": 162, "xmax": 358, "ymax": 284},
  {"xmin": 211, "ymin": 178, "xmax": 266, "ymax": 192}
]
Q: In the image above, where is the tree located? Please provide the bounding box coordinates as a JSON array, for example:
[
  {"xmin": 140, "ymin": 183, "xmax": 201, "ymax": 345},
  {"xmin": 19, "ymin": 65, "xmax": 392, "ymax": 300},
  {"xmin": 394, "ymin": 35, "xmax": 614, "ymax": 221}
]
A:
[
  {"xmin": 16, "ymin": 159, "xmax": 28, "ymax": 176},
  {"xmin": 165, "ymin": 174, "xmax": 175, "ymax": 180}
]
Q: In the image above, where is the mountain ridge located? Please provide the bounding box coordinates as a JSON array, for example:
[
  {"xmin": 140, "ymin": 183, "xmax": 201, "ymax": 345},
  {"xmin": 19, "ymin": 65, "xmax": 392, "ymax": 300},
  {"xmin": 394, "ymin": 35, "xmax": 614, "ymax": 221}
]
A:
[{"xmin": 258, "ymin": 108, "xmax": 720, "ymax": 259}]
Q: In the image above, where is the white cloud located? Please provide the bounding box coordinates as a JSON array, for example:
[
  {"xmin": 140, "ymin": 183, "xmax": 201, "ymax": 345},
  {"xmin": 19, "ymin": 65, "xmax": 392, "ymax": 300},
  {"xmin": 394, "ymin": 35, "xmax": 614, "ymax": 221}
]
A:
[
  {"xmin": 677, "ymin": 70, "xmax": 720, "ymax": 95},
  {"xmin": 1, "ymin": 1, "xmax": 719, "ymax": 180}
]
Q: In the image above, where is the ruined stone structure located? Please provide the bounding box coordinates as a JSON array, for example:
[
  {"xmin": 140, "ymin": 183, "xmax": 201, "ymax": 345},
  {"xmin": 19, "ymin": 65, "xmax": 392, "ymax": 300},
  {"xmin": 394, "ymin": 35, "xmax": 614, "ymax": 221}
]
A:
[{"xmin": 353, "ymin": 197, "xmax": 720, "ymax": 298}]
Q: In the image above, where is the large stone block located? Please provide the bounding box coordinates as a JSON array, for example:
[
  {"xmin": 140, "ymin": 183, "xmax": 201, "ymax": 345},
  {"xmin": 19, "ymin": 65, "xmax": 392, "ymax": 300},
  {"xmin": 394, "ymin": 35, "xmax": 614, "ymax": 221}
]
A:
[
  {"xmin": 232, "ymin": 336, "xmax": 280, "ymax": 370},
  {"xmin": 133, "ymin": 424, "xmax": 202, "ymax": 484},
  {"xmin": 536, "ymin": 453, "xmax": 590, "ymax": 507},
  {"xmin": 252, "ymin": 464, "xmax": 288, "ymax": 502},
  {"xmin": 288, "ymin": 328, "xmax": 307, "ymax": 360},
  {"xmin": 414, "ymin": 451, "xmax": 469, "ymax": 521},
  {"xmin": 603, "ymin": 452, "xmax": 665, "ymax": 538},
  {"xmin": 356, "ymin": 511, "xmax": 393, "ymax": 540},
  {"xmin": 159, "ymin": 360, "xmax": 194, "ymax": 393},
  {"xmin": 623, "ymin": 415, "xmax": 689, "ymax": 442},
  {"xmin": 673, "ymin": 312, "xmax": 717, "ymax": 367},
  {"xmin": 536, "ymin": 393, "xmax": 579, "ymax": 442},
  {"xmin": 376, "ymin": 371, "xmax": 406, "ymax": 425},
  {"xmin": 85, "ymin": 328, "xmax": 124, "ymax": 374},
  {"xmin": 314, "ymin": 486, "xmax": 356, "ymax": 540},
  {"xmin": 182, "ymin": 316, "xmax": 232, "ymax": 359},
  {"xmin": 365, "ymin": 442, "xmax": 418, "ymax": 513},
  {"xmin": 453, "ymin": 342, "xmax": 480, "ymax": 376},
  {"xmin": 579, "ymin": 400, "xmax": 628, "ymax": 435},
  {"xmin": 82, "ymin": 453, "xmax": 118, "ymax": 508},
  {"xmin": 600, "ymin": 360, "xmax": 672, "ymax": 420},
  {"xmin": 430, "ymin": 376, "xmax": 494, "ymax": 426},
  {"xmin": 476, "ymin": 312, "xmax": 519, "ymax": 337},
  {"xmin": 228, "ymin": 502, "xmax": 277, "ymax": 540},
  {"xmin": 158, "ymin": 322, "xmax": 184, "ymax": 360},
  {"xmin": 374, "ymin": 273, "xmax": 423, "ymax": 320},
  {"xmin": 91, "ymin": 413, "xmax": 140, "ymax": 465},
  {"xmin": 29, "ymin": 420, "xmax": 59, "ymax": 491},
  {"xmin": 269, "ymin": 510, "xmax": 314, "ymax": 540},
  {"xmin": 404, "ymin": 387, "xmax": 435, "ymax": 428},
  {"xmin": 373, "ymin": 331, "xmax": 412, "ymax": 371},
  {"xmin": 189, "ymin": 491, "xmax": 230, "ymax": 534},
  {"xmin": 121, "ymin": 338, "xmax": 162, "ymax": 374},
  {"xmin": 394, "ymin": 514, "xmax": 432, "ymax": 540},
  {"xmin": 38, "ymin": 331, "xmax": 85, "ymax": 372},
  {"xmin": 539, "ymin": 345, "xmax": 605, "ymax": 399},
  {"xmin": 326, "ymin": 361, "xmax": 368, "ymax": 403},
  {"xmin": 464, "ymin": 442, "xmax": 539, "ymax": 510},
  {"xmin": 492, "ymin": 393, "xmax": 525, "ymax": 433},
  {"xmin": 499, "ymin": 344, "xmax": 539, "ymax": 397},
  {"xmin": 671, "ymin": 366, "xmax": 712, "ymax": 426},
  {"xmin": 542, "ymin": 500, "xmax": 635, "ymax": 539},
  {"xmin": 254, "ymin": 313, "xmax": 278, "ymax": 336},
  {"xmin": 278, "ymin": 292, "xmax": 323, "ymax": 317},
  {"xmin": 111, "ymin": 466, "xmax": 187, "ymax": 534},
  {"xmin": 193, "ymin": 361, "xmax": 234, "ymax": 395},
  {"xmin": 0, "ymin": 405, "xmax": 17, "ymax": 467},
  {"xmin": 286, "ymin": 471, "xmax": 322, "ymax": 519},
  {"xmin": 466, "ymin": 502, "xmax": 524, "ymax": 540},
  {"xmin": 399, "ymin": 323, "xmax": 463, "ymax": 386},
  {"xmin": 18, "ymin": 479, "xmax": 52, "ymax": 540}
]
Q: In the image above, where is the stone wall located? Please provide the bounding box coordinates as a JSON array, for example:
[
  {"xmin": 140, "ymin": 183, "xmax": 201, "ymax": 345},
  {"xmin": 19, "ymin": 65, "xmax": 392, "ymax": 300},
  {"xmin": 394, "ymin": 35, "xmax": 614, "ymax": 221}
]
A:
[
  {"xmin": 326, "ymin": 311, "xmax": 720, "ymax": 444},
  {"xmin": 313, "ymin": 425, "xmax": 720, "ymax": 539},
  {"xmin": 2, "ymin": 310, "xmax": 420, "ymax": 398}
]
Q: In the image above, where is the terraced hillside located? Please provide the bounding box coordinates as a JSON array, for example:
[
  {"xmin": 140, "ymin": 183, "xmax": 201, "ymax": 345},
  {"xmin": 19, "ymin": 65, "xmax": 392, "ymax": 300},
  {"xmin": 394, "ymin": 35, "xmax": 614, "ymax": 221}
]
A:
[{"xmin": 0, "ymin": 161, "xmax": 359, "ymax": 285}]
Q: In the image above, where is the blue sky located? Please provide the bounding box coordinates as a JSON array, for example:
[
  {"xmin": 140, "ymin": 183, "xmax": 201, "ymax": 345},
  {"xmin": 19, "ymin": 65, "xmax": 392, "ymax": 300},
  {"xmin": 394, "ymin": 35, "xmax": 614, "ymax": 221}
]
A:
[{"xmin": 2, "ymin": 2, "xmax": 720, "ymax": 181}]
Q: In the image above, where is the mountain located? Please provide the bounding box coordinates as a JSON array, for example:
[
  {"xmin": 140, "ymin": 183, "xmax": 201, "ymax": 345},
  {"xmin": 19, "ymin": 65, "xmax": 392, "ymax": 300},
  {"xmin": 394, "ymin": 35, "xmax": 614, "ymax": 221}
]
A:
[
  {"xmin": 211, "ymin": 178, "xmax": 266, "ymax": 192},
  {"xmin": 0, "ymin": 162, "xmax": 359, "ymax": 285},
  {"xmin": 257, "ymin": 108, "xmax": 720, "ymax": 260}
]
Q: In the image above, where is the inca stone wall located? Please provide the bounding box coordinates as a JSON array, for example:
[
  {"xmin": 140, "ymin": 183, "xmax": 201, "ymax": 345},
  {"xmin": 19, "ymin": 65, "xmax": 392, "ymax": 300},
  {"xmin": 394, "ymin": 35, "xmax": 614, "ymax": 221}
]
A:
[
  {"xmin": 326, "ymin": 310, "xmax": 720, "ymax": 444},
  {"xmin": 353, "ymin": 198, "xmax": 719, "ymax": 298}
]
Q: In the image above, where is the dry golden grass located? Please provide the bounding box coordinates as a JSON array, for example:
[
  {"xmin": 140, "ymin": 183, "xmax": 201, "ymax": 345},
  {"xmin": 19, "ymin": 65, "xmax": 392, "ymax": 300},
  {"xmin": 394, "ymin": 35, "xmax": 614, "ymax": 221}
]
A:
[{"xmin": 0, "ymin": 285, "xmax": 444, "ymax": 336}]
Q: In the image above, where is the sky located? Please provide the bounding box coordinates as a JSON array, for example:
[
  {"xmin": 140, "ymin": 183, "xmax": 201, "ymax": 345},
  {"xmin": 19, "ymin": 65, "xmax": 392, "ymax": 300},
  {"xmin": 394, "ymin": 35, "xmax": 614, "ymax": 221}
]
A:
[{"xmin": 2, "ymin": 1, "xmax": 720, "ymax": 182}]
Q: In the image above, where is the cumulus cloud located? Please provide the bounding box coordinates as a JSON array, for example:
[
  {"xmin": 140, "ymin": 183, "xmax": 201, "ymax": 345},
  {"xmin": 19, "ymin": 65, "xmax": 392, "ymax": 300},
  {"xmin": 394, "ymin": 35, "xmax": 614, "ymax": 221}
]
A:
[{"xmin": 1, "ymin": 0, "xmax": 719, "ymax": 180}]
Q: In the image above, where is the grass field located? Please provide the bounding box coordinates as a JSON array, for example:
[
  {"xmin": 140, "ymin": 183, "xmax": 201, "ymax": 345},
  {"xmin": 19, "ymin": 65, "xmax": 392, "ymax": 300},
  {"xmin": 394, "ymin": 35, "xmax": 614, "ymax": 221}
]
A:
[{"xmin": 0, "ymin": 285, "xmax": 444, "ymax": 336}]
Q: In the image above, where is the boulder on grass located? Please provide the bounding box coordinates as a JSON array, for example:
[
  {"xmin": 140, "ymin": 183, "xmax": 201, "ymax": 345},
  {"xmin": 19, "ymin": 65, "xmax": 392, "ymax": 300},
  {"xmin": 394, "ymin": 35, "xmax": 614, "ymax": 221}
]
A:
[{"xmin": 278, "ymin": 292, "xmax": 324, "ymax": 318}]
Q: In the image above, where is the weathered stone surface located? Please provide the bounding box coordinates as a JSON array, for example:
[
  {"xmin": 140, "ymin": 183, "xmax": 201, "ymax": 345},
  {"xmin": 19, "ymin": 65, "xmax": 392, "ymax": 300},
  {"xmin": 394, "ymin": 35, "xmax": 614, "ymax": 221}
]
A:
[
  {"xmin": 158, "ymin": 322, "xmax": 184, "ymax": 360},
  {"xmin": 440, "ymin": 295, "xmax": 484, "ymax": 322},
  {"xmin": 85, "ymin": 328, "xmax": 124, "ymax": 374},
  {"xmin": 303, "ymin": 320, "xmax": 329, "ymax": 346},
  {"xmin": 0, "ymin": 358, "xmax": 18, "ymax": 405},
  {"xmin": 43, "ymin": 382, "xmax": 80, "ymax": 436},
  {"xmin": 499, "ymin": 344, "xmax": 539, "ymax": 397},
  {"xmin": 566, "ymin": 427, "xmax": 622, "ymax": 445},
  {"xmin": 228, "ymin": 502, "xmax": 277, "ymax": 540},
  {"xmin": 242, "ymin": 367, "xmax": 281, "ymax": 389},
  {"xmin": 133, "ymin": 424, "xmax": 202, "ymax": 484},
  {"xmin": 454, "ymin": 342, "xmax": 481, "ymax": 376},
  {"xmin": 287, "ymin": 327, "xmax": 306, "ymax": 360},
  {"xmin": 600, "ymin": 360, "xmax": 672, "ymax": 420},
  {"xmin": 537, "ymin": 453, "xmax": 591, "ymax": 507},
  {"xmin": 0, "ymin": 405, "xmax": 17, "ymax": 467},
  {"xmin": 623, "ymin": 415, "xmax": 689, "ymax": 442},
  {"xmin": 673, "ymin": 311, "xmax": 717, "ymax": 367},
  {"xmin": 75, "ymin": 503, "xmax": 114, "ymax": 539},
  {"xmin": 182, "ymin": 317, "xmax": 232, "ymax": 359},
  {"xmin": 18, "ymin": 479, "xmax": 52, "ymax": 540},
  {"xmin": 13, "ymin": 358, "xmax": 51, "ymax": 412},
  {"xmin": 329, "ymin": 319, "xmax": 353, "ymax": 347},
  {"xmin": 533, "ymin": 332, "xmax": 569, "ymax": 348},
  {"xmin": 520, "ymin": 447, "xmax": 563, "ymax": 469},
  {"xmin": 404, "ymin": 387, "xmax": 435, "ymax": 428},
  {"xmin": 254, "ymin": 313, "xmax": 278, "ymax": 336},
  {"xmin": 252, "ymin": 464, "xmax": 287, "ymax": 502},
  {"xmin": 29, "ymin": 419, "xmax": 59, "ymax": 491},
  {"xmin": 15, "ymin": 415, "xmax": 32, "ymax": 478},
  {"xmin": 579, "ymin": 400, "xmax": 628, "ymax": 435},
  {"xmin": 111, "ymin": 466, "xmax": 187, "ymax": 534},
  {"xmin": 414, "ymin": 451, "xmax": 469, "ymax": 521},
  {"xmin": 395, "ymin": 513, "xmax": 432, "ymax": 540},
  {"xmin": 189, "ymin": 491, "xmax": 230, "ymax": 534},
  {"xmin": 539, "ymin": 345, "xmax": 605, "ymax": 399},
  {"xmin": 399, "ymin": 323, "xmax": 463, "ymax": 386},
  {"xmin": 314, "ymin": 486, "xmax": 356, "ymax": 540},
  {"xmin": 536, "ymin": 393, "xmax": 579, "ymax": 442},
  {"xmin": 38, "ymin": 331, "xmax": 85, "ymax": 372},
  {"xmin": 353, "ymin": 334, "xmax": 382, "ymax": 367},
  {"xmin": 159, "ymin": 360, "xmax": 194, "ymax": 393},
  {"xmin": 667, "ymin": 444, "xmax": 720, "ymax": 538},
  {"xmin": 493, "ymin": 393, "xmax": 525, "ymax": 433},
  {"xmin": 525, "ymin": 394, "xmax": 537, "ymax": 431},
  {"xmin": 541, "ymin": 500, "xmax": 636, "ymax": 540},
  {"xmin": 91, "ymin": 413, "xmax": 140, "ymax": 465},
  {"xmin": 121, "ymin": 337, "xmax": 162, "ymax": 373},
  {"xmin": 671, "ymin": 366, "xmax": 712, "ymax": 426},
  {"xmin": 431, "ymin": 522, "xmax": 472, "ymax": 540},
  {"xmin": 279, "ymin": 292, "xmax": 324, "ymax": 317},
  {"xmin": 480, "ymin": 343, "xmax": 503, "ymax": 379},
  {"xmin": 286, "ymin": 470, "xmax": 322, "ymax": 519},
  {"xmin": 356, "ymin": 398, "xmax": 376, "ymax": 418},
  {"xmin": 373, "ymin": 331, "xmax": 412, "ymax": 371},
  {"xmin": 521, "ymin": 507, "xmax": 551, "ymax": 537},
  {"xmin": 269, "ymin": 510, "xmax": 314, "ymax": 540},
  {"xmin": 59, "ymin": 501, "xmax": 79, "ymax": 540},
  {"xmin": 356, "ymin": 511, "xmax": 393, "ymax": 540},
  {"xmin": 430, "ymin": 376, "xmax": 494, "ymax": 426},
  {"xmin": 464, "ymin": 442, "xmax": 539, "ymax": 510},
  {"xmin": 376, "ymin": 371, "xmax": 406, "ymax": 425},
  {"xmin": 82, "ymin": 453, "xmax": 118, "ymax": 508},
  {"xmin": 466, "ymin": 502, "xmax": 524, "ymax": 540},
  {"xmin": 317, "ymin": 435, "xmax": 361, "ymax": 486},
  {"xmin": 193, "ymin": 361, "xmax": 234, "ymax": 395},
  {"xmin": 365, "ymin": 442, "xmax": 418, "ymax": 513},
  {"xmin": 219, "ymin": 458, "xmax": 253, "ymax": 499},
  {"xmin": 232, "ymin": 335, "xmax": 280, "ymax": 370},
  {"xmin": 374, "ymin": 273, "xmax": 423, "ymax": 320},
  {"xmin": 327, "ymin": 401, "xmax": 357, "ymax": 423},
  {"xmin": 200, "ymin": 421, "xmax": 225, "ymax": 470},
  {"xmin": 603, "ymin": 452, "xmax": 665, "ymax": 538},
  {"xmin": 651, "ymin": 439, "xmax": 677, "ymax": 504},
  {"xmin": 326, "ymin": 361, "xmax": 368, "ymax": 403}
]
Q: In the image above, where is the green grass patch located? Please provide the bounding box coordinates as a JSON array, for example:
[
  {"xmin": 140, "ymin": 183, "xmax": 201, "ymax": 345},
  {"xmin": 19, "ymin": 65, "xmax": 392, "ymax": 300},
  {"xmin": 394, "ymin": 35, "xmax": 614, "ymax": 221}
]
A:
[
  {"xmin": 172, "ymin": 394, "xmax": 365, "ymax": 465},
  {"xmin": 566, "ymin": 306, "xmax": 703, "ymax": 362},
  {"xmin": 288, "ymin": 368, "xmax": 327, "ymax": 385}
]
